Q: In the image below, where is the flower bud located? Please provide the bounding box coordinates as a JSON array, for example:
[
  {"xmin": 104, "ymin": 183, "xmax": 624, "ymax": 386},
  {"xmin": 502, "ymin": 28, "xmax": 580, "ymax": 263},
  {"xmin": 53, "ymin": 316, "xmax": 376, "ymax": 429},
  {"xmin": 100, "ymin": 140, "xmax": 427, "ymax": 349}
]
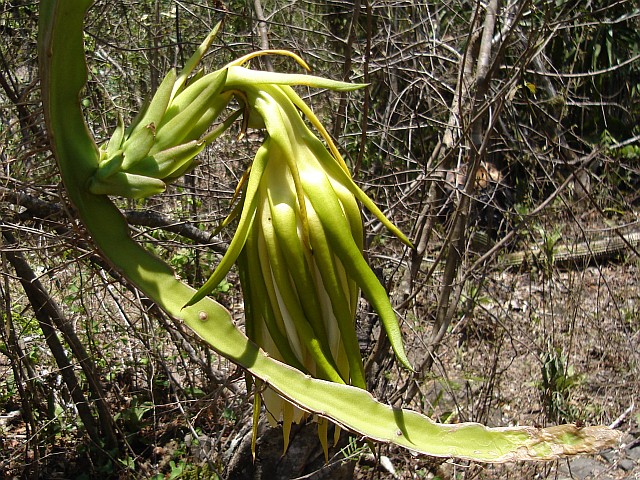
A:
[
  {"xmin": 187, "ymin": 77, "xmax": 413, "ymax": 455},
  {"xmin": 89, "ymin": 26, "xmax": 234, "ymax": 198}
]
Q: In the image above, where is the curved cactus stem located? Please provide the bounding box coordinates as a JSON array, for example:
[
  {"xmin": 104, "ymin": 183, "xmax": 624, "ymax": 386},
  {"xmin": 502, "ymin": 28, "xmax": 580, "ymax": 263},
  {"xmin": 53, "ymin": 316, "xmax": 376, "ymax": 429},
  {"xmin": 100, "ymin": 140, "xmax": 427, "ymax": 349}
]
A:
[{"xmin": 38, "ymin": 0, "xmax": 620, "ymax": 463}]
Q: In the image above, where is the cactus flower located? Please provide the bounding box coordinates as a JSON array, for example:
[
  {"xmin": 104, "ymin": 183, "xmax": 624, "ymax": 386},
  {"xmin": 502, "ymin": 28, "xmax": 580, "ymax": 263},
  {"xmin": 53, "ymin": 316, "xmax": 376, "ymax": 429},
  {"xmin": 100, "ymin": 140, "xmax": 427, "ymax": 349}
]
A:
[
  {"xmin": 185, "ymin": 53, "xmax": 414, "ymax": 452},
  {"xmin": 87, "ymin": 32, "xmax": 415, "ymax": 452}
]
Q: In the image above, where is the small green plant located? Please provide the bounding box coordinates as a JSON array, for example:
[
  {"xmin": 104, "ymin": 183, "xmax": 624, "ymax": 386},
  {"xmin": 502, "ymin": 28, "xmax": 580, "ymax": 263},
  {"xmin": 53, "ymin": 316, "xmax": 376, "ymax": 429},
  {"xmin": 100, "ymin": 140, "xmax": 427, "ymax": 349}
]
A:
[
  {"xmin": 117, "ymin": 455, "xmax": 136, "ymax": 472},
  {"xmin": 115, "ymin": 396, "xmax": 154, "ymax": 432},
  {"xmin": 339, "ymin": 435, "xmax": 370, "ymax": 461},
  {"xmin": 168, "ymin": 460, "xmax": 185, "ymax": 479},
  {"xmin": 154, "ymin": 459, "xmax": 220, "ymax": 480},
  {"xmin": 221, "ymin": 407, "xmax": 236, "ymax": 422},
  {"xmin": 539, "ymin": 345, "xmax": 585, "ymax": 422},
  {"xmin": 0, "ymin": 372, "xmax": 18, "ymax": 408},
  {"xmin": 615, "ymin": 143, "xmax": 640, "ymax": 160},
  {"xmin": 460, "ymin": 283, "xmax": 491, "ymax": 317},
  {"xmin": 535, "ymin": 225, "xmax": 562, "ymax": 277}
]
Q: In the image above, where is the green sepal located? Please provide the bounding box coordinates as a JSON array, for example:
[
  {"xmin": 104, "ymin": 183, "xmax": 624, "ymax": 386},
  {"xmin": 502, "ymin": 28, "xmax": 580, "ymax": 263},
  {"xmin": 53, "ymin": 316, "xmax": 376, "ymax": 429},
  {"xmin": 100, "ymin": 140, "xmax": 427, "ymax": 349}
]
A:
[
  {"xmin": 259, "ymin": 175, "xmax": 344, "ymax": 384},
  {"xmin": 153, "ymin": 69, "xmax": 228, "ymax": 152},
  {"xmin": 126, "ymin": 140, "xmax": 203, "ymax": 178},
  {"xmin": 317, "ymin": 417, "xmax": 329, "ymax": 462},
  {"xmin": 225, "ymin": 66, "xmax": 367, "ymax": 92},
  {"xmin": 121, "ymin": 123, "xmax": 156, "ymax": 170},
  {"xmin": 305, "ymin": 199, "xmax": 366, "ymax": 389},
  {"xmin": 94, "ymin": 149, "xmax": 124, "ymax": 181},
  {"xmin": 185, "ymin": 139, "xmax": 269, "ymax": 307},
  {"xmin": 105, "ymin": 115, "xmax": 125, "ymax": 159},
  {"xmin": 307, "ymin": 134, "xmax": 414, "ymax": 249},
  {"xmin": 172, "ymin": 21, "xmax": 223, "ymax": 99},
  {"xmin": 185, "ymin": 94, "xmax": 233, "ymax": 144},
  {"xmin": 264, "ymin": 145, "xmax": 334, "ymax": 355},
  {"xmin": 136, "ymin": 68, "xmax": 177, "ymax": 132},
  {"xmin": 161, "ymin": 75, "xmax": 213, "ymax": 125},
  {"xmin": 251, "ymin": 387, "xmax": 261, "ymax": 461},
  {"xmin": 88, "ymin": 171, "xmax": 166, "ymax": 198},
  {"xmin": 162, "ymin": 159, "xmax": 201, "ymax": 184},
  {"xmin": 299, "ymin": 155, "xmax": 413, "ymax": 371},
  {"xmin": 124, "ymin": 97, "xmax": 150, "ymax": 138},
  {"xmin": 239, "ymin": 220, "xmax": 306, "ymax": 372}
]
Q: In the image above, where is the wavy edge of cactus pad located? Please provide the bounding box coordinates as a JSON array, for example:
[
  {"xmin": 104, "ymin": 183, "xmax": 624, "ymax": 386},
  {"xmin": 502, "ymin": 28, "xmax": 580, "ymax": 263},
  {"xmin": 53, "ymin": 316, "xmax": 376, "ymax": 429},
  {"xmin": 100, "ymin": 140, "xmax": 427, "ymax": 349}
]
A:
[{"xmin": 38, "ymin": 0, "xmax": 621, "ymax": 463}]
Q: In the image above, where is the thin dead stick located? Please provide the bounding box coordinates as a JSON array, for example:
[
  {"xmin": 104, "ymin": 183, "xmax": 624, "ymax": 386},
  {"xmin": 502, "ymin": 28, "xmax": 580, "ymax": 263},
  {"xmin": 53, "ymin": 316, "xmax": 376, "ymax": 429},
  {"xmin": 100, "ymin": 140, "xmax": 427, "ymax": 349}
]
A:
[
  {"xmin": 253, "ymin": 0, "xmax": 273, "ymax": 71},
  {"xmin": 609, "ymin": 402, "xmax": 635, "ymax": 429}
]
